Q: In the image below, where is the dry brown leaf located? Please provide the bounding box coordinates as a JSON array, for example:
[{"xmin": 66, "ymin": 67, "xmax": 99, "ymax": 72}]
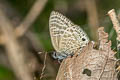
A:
[{"xmin": 56, "ymin": 27, "xmax": 117, "ymax": 80}]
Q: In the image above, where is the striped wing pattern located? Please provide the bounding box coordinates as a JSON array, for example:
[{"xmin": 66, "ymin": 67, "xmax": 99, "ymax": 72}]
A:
[{"xmin": 49, "ymin": 11, "xmax": 89, "ymax": 60}]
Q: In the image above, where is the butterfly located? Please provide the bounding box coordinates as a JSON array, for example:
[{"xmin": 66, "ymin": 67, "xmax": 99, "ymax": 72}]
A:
[{"xmin": 49, "ymin": 11, "xmax": 89, "ymax": 60}]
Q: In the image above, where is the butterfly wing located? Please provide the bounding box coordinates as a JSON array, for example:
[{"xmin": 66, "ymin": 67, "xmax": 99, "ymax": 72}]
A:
[{"xmin": 49, "ymin": 11, "xmax": 89, "ymax": 55}]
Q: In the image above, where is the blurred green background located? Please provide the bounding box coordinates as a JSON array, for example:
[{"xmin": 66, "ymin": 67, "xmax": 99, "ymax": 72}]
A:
[{"xmin": 0, "ymin": 0, "xmax": 120, "ymax": 80}]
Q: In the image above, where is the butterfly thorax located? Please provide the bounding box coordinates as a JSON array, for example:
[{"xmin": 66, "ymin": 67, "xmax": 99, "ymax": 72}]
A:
[{"xmin": 52, "ymin": 51, "xmax": 74, "ymax": 60}]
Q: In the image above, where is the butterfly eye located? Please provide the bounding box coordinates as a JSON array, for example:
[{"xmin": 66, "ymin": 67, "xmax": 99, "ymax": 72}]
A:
[{"xmin": 82, "ymin": 38, "xmax": 86, "ymax": 41}]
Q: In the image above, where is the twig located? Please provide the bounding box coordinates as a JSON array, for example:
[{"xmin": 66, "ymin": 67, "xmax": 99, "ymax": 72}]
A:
[
  {"xmin": 108, "ymin": 9, "xmax": 120, "ymax": 54},
  {"xmin": 0, "ymin": 0, "xmax": 47, "ymax": 44},
  {"xmin": 108, "ymin": 9, "xmax": 120, "ymax": 39},
  {"xmin": 15, "ymin": 0, "xmax": 47, "ymax": 37},
  {"xmin": 0, "ymin": 35, "xmax": 5, "ymax": 45},
  {"xmin": 0, "ymin": 9, "xmax": 33, "ymax": 80},
  {"xmin": 40, "ymin": 52, "xmax": 47, "ymax": 79},
  {"xmin": 85, "ymin": 0, "xmax": 99, "ymax": 42}
]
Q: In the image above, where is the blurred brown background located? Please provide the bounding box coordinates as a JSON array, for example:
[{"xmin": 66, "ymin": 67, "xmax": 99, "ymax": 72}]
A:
[{"xmin": 0, "ymin": 0, "xmax": 120, "ymax": 80}]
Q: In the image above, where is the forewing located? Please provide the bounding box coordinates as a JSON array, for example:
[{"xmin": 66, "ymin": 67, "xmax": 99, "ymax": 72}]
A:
[
  {"xmin": 49, "ymin": 11, "xmax": 74, "ymax": 52},
  {"xmin": 49, "ymin": 11, "xmax": 89, "ymax": 54}
]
